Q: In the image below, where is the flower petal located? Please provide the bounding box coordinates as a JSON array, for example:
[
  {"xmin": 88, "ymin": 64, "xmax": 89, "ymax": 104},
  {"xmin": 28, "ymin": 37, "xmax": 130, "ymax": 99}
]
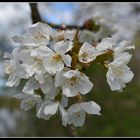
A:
[
  {"xmin": 12, "ymin": 34, "xmax": 34, "ymax": 46},
  {"xmin": 22, "ymin": 78, "xmax": 39, "ymax": 94},
  {"xmin": 79, "ymin": 42, "xmax": 99, "ymax": 63},
  {"xmin": 106, "ymin": 68, "xmax": 125, "ymax": 91},
  {"xmin": 96, "ymin": 38, "xmax": 114, "ymax": 51},
  {"xmin": 64, "ymin": 30, "xmax": 75, "ymax": 41},
  {"xmin": 40, "ymin": 75, "xmax": 54, "ymax": 94},
  {"xmin": 77, "ymin": 74, "xmax": 93, "ymax": 95},
  {"xmin": 61, "ymin": 95, "xmax": 68, "ymax": 108},
  {"xmin": 5, "ymin": 74, "xmax": 20, "ymax": 87},
  {"xmin": 115, "ymin": 40, "xmax": 135, "ymax": 53},
  {"xmin": 62, "ymin": 84, "xmax": 78, "ymax": 97},
  {"xmin": 55, "ymin": 67, "xmax": 69, "ymax": 87},
  {"xmin": 35, "ymin": 73, "xmax": 45, "ymax": 84},
  {"xmin": 63, "ymin": 70, "xmax": 76, "ymax": 79},
  {"xmin": 121, "ymin": 65, "xmax": 134, "ymax": 83},
  {"xmin": 28, "ymin": 22, "xmax": 52, "ymax": 42},
  {"xmin": 81, "ymin": 101, "xmax": 101, "ymax": 115},
  {"xmin": 54, "ymin": 41, "xmax": 73, "ymax": 54},
  {"xmin": 66, "ymin": 104, "xmax": 86, "ymax": 127},
  {"xmin": 20, "ymin": 98, "xmax": 37, "ymax": 111},
  {"xmin": 59, "ymin": 104, "xmax": 67, "ymax": 126},
  {"xmin": 44, "ymin": 101, "xmax": 59, "ymax": 115},
  {"xmin": 71, "ymin": 110, "xmax": 86, "ymax": 127},
  {"xmin": 61, "ymin": 54, "xmax": 72, "ymax": 67},
  {"xmin": 114, "ymin": 52, "xmax": 132, "ymax": 65},
  {"xmin": 43, "ymin": 53, "xmax": 64, "ymax": 74},
  {"xmin": 44, "ymin": 58, "xmax": 64, "ymax": 75}
]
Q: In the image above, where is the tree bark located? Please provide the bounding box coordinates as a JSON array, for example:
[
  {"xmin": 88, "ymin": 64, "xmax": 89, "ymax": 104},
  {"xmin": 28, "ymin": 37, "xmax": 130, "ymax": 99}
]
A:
[{"xmin": 29, "ymin": 3, "xmax": 42, "ymax": 23}]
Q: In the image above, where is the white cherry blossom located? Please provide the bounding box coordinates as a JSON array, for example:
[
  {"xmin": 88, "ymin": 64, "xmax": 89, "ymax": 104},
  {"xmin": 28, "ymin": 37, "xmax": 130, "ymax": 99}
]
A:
[
  {"xmin": 37, "ymin": 96, "xmax": 68, "ymax": 120},
  {"xmin": 23, "ymin": 75, "xmax": 54, "ymax": 95},
  {"xmin": 37, "ymin": 101, "xmax": 60, "ymax": 120},
  {"xmin": 106, "ymin": 52, "xmax": 134, "ymax": 91},
  {"xmin": 114, "ymin": 40, "xmax": 135, "ymax": 55},
  {"xmin": 12, "ymin": 45, "xmax": 51, "ymax": 83},
  {"xmin": 79, "ymin": 42, "xmax": 103, "ymax": 63},
  {"xmin": 13, "ymin": 93, "xmax": 43, "ymax": 111},
  {"xmin": 55, "ymin": 69, "xmax": 93, "ymax": 97},
  {"xmin": 96, "ymin": 38, "xmax": 114, "ymax": 52},
  {"xmin": 62, "ymin": 101, "xmax": 101, "ymax": 127},
  {"xmin": 43, "ymin": 41, "xmax": 73, "ymax": 74},
  {"xmin": 12, "ymin": 22, "xmax": 53, "ymax": 46},
  {"xmin": 3, "ymin": 48, "xmax": 29, "ymax": 87}
]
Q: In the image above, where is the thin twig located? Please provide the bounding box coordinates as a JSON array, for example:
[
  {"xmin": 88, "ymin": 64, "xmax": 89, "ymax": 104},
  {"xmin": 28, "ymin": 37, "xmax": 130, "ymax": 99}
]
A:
[
  {"xmin": 29, "ymin": 3, "xmax": 100, "ymax": 32},
  {"xmin": 68, "ymin": 124, "xmax": 78, "ymax": 137}
]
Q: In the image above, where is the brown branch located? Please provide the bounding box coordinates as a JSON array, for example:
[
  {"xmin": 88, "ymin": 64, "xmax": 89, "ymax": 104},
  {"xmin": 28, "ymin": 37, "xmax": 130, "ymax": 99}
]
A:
[
  {"xmin": 29, "ymin": 3, "xmax": 42, "ymax": 23},
  {"xmin": 29, "ymin": 3, "xmax": 100, "ymax": 32},
  {"xmin": 44, "ymin": 20, "xmax": 100, "ymax": 32},
  {"xmin": 68, "ymin": 124, "xmax": 78, "ymax": 137}
]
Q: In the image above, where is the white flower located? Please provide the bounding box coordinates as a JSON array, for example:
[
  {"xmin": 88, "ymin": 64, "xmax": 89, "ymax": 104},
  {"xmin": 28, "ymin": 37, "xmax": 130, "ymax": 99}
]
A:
[
  {"xmin": 62, "ymin": 101, "xmax": 101, "ymax": 127},
  {"xmin": 12, "ymin": 22, "xmax": 53, "ymax": 46},
  {"xmin": 23, "ymin": 75, "xmax": 54, "ymax": 95},
  {"xmin": 36, "ymin": 84, "xmax": 68, "ymax": 120},
  {"xmin": 43, "ymin": 41, "xmax": 73, "ymax": 74},
  {"xmin": 37, "ymin": 97, "xmax": 68, "ymax": 120},
  {"xmin": 15, "ymin": 45, "xmax": 50, "ymax": 82},
  {"xmin": 3, "ymin": 48, "xmax": 29, "ymax": 87},
  {"xmin": 55, "ymin": 69, "xmax": 93, "ymax": 97},
  {"xmin": 106, "ymin": 52, "xmax": 134, "ymax": 91},
  {"xmin": 37, "ymin": 101, "xmax": 60, "ymax": 120},
  {"xmin": 13, "ymin": 93, "xmax": 43, "ymax": 111},
  {"xmin": 96, "ymin": 38, "xmax": 135, "ymax": 55},
  {"xmin": 79, "ymin": 42, "xmax": 102, "ymax": 63},
  {"xmin": 64, "ymin": 30, "xmax": 76, "ymax": 41},
  {"xmin": 114, "ymin": 40, "xmax": 135, "ymax": 54},
  {"xmin": 60, "ymin": 95, "xmax": 68, "ymax": 108},
  {"xmin": 29, "ymin": 45, "xmax": 54, "ymax": 82},
  {"xmin": 96, "ymin": 38, "xmax": 114, "ymax": 52},
  {"xmin": 78, "ymin": 38, "xmax": 116, "ymax": 64},
  {"xmin": 52, "ymin": 30, "xmax": 76, "ymax": 42}
]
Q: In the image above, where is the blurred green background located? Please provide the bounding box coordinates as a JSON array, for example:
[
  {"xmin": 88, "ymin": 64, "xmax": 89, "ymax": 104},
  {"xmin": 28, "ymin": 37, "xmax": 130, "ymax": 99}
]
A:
[{"xmin": 0, "ymin": 2, "xmax": 140, "ymax": 137}]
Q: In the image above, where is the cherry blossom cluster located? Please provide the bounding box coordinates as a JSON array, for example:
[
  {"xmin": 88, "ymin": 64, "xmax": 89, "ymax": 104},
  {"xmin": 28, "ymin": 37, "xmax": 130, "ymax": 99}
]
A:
[{"xmin": 3, "ymin": 22, "xmax": 135, "ymax": 127}]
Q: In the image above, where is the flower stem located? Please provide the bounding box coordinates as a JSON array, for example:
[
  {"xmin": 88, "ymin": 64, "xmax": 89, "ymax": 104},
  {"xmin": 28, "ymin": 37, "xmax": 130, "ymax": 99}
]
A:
[{"xmin": 68, "ymin": 124, "xmax": 78, "ymax": 137}]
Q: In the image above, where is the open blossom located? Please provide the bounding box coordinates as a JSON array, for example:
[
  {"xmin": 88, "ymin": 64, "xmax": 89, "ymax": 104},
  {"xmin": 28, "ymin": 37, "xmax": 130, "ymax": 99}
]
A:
[
  {"xmin": 13, "ymin": 93, "xmax": 43, "ymax": 111},
  {"xmin": 22, "ymin": 75, "xmax": 54, "ymax": 95},
  {"xmin": 43, "ymin": 41, "xmax": 73, "ymax": 74},
  {"xmin": 37, "ymin": 89, "xmax": 68, "ymax": 120},
  {"xmin": 3, "ymin": 48, "xmax": 29, "ymax": 87},
  {"xmin": 55, "ymin": 69, "xmax": 93, "ymax": 97},
  {"xmin": 37, "ymin": 100, "xmax": 66, "ymax": 120},
  {"xmin": 114, "ymin": 40, "xmax": 135, "ymax": 55},
  {"xmin": 26, "ymin": 45, "xmax": 54, "ymax": 82},
  {"xmin": 95, "ymin": 37, "xmax": 135, "ymax": 54},
  {"xmin": 17, "ymin": 46, "xmax": 48, "ymax": 81},
  {"xmin": 12, "ymin": 22, "xmax": 53, "ymax": 46},
  {"xmin": 52, "ymin": 29, "xmax": 76, "ymax": 42},
  {"xmin": 62, "ymin": 101, "xmax": 101, "ymax": 127},
  {"xmin": 96, "ymin": 38, "xmax": 114, "ymax": 52},
  {"xmin": 106, "ymin": 52, "xmax": 134, "ymax": 91},
  {"xmin": 78, "ymin": 38, "xmax": 115, "ymax": 64},
  {"xmin": 79, "ymin": 42, "xmax": 102, "ymax": 63}
]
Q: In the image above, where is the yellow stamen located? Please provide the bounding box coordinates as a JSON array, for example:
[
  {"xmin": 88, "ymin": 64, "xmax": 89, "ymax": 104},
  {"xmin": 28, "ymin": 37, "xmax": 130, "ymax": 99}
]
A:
[{"xmin": 52, "ymin": 54, "xmax": 62, "ymax": 62}]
